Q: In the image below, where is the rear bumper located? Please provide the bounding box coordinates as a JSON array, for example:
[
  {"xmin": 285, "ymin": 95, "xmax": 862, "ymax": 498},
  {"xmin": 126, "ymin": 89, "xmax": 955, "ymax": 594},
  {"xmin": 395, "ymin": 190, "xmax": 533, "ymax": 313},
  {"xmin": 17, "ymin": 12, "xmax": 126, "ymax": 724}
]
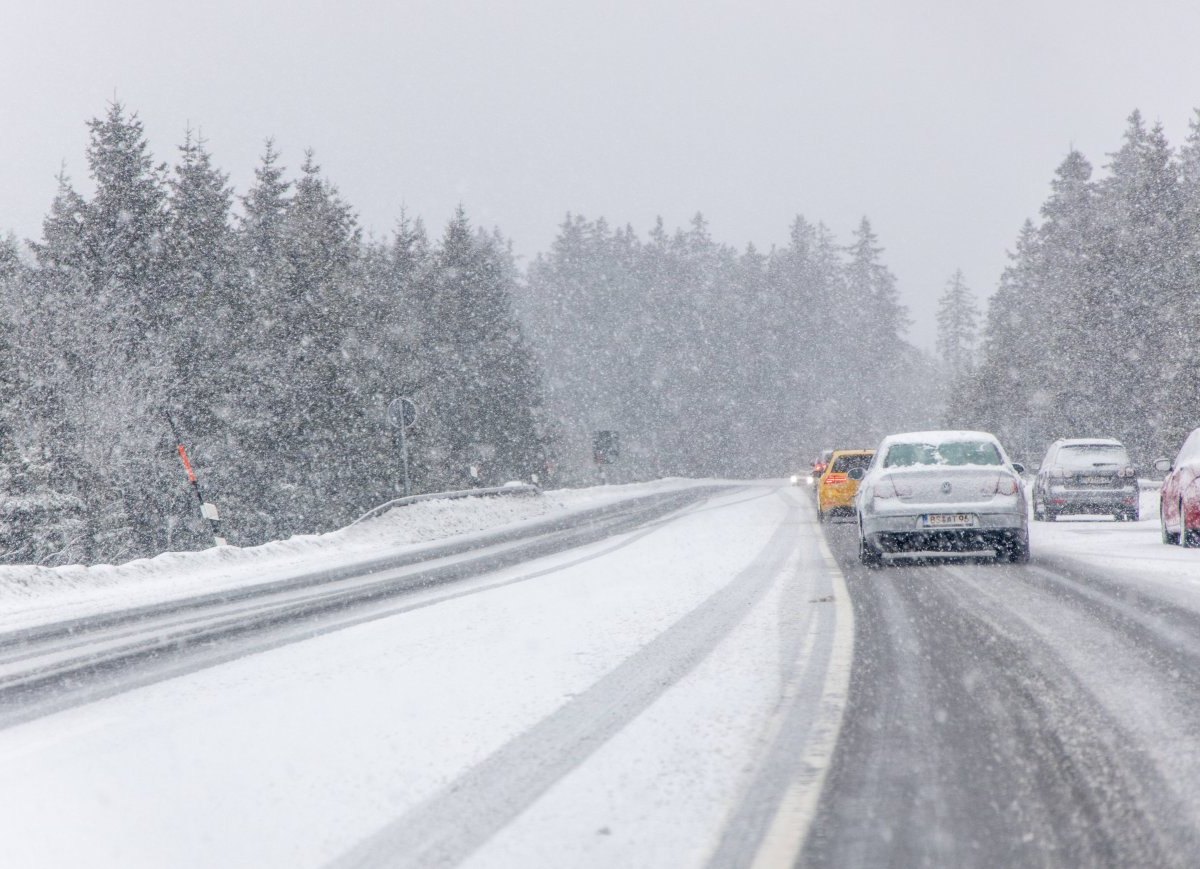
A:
[
  {"xmin": 869, "ymin": 528, "xmax": 1027, "ymax": 554},
  {"xmin": 1043, "ymin": 488, "xmax": 1138, "ymax": 512},
  {"xmin": 862, "ymin": 509, "xmax": 1026, "ymax": 553}
]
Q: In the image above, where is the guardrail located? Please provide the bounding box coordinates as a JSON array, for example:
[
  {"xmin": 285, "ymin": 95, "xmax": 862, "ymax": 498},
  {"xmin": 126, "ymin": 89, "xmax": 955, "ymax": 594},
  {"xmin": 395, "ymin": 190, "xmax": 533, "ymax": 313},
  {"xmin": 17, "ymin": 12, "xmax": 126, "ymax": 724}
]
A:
[
  {"xmin": 0, "ymin": 484, "xmax": 731, "ymax": 728},
  {"xmin": 350, "ymin": 484, "xmax": 542, "ymax": 526}
]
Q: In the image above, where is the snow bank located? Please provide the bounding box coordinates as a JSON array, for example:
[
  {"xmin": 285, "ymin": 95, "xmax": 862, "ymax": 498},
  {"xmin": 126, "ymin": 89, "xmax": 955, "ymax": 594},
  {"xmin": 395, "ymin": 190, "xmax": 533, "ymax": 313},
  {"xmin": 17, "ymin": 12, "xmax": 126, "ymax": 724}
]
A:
[
  {"xmin": 1031, "ymin": 487, "xmax": 1200, "ymax": 596},
  {"xmin": 0, "ymin": 478, "xmax": 717, "ymax": 632}
]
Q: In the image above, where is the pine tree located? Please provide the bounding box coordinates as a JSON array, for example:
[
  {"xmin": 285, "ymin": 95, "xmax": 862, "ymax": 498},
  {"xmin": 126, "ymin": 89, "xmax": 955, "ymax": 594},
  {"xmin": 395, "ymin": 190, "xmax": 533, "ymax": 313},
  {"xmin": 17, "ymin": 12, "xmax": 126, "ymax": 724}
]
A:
[
  {"xmin": 413, "ymin": 208, "xmax": 545, "ymax": 489},
  {"xmin": 843, "ymin": 217, "xmax": 911, "ymax": 433},
  {"xmin": 256, "ymin": 150, "xmax": 363, "ymax": 538},
  {"xmin": 160, "ymin": 129, "xmax": 247, "ymax": 548},
  {"xmin": 1091, "ymin": 114, "xmax": 1183, "ymax": 458},
  {"xmin": 935, "ymin": 269, "xmax": 979, "ymax": 380}
]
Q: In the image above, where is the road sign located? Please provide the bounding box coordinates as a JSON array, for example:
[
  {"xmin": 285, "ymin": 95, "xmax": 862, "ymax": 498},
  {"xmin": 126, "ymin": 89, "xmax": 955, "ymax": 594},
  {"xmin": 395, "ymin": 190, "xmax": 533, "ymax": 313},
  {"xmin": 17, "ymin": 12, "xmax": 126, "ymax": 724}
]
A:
[
  {"xmin": 593, "ymin": 430, "xmax": 620, "ymax": 465},
  {"xmin": 387, "ymin": 397, "xmax": 418, "ymax": 429}
]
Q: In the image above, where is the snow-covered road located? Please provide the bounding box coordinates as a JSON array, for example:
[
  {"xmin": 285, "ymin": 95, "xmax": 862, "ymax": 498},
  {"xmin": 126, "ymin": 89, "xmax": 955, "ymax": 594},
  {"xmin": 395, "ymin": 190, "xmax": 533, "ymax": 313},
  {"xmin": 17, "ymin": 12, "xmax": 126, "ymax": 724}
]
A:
[
  {"xmin": 7, "ymin": 480, "xmax": 1200, "ymax": 868},
  {"xmin": 806, "ymin": 491, "xmax": 1200, "ymax": 868},
  {"xmin": 0, "ymin": 484, "xmax": 851, "ymax": 868}
]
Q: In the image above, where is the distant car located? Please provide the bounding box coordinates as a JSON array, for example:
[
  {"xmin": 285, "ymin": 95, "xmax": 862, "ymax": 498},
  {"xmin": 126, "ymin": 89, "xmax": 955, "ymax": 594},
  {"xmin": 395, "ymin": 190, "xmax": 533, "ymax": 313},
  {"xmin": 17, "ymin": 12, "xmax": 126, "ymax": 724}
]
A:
[
  {"xmin": 1032, "ymin": 438, "xmax": 1139, "ymax": 521},
  {"xmin": 816, "ymin": 450, "xmax": 874, "ymax": 522},
  {"xmin": 853, "ymin": 430, "xmax": 1028, "ymax": 566},
  {"xmin": 811, "ymin": 449, "xmax": 834, "ymax": 480},
  {"xmin": 1156, "ymin": 428, "xmax": 1200, "ymax": 546}
]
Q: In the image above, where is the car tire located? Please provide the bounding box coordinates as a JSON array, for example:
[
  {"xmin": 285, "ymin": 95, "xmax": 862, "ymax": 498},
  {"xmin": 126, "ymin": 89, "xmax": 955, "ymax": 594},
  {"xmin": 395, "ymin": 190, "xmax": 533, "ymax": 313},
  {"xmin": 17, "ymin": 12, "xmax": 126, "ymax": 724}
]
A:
[
  {"xmin": 1033, "ymin": 496, "xmax": 1045, "ymax": 522},
  {"xmin": 1004, "ymin": 534, "xmax": 1030, "ymax": 564},
  {"xmin": 1045, "ymin": 508, "xmax": 1058, "ymax": 522},
  {"xmin": 817, "ymin": 507, "xmax": 825, "ymax": 524},
  {"xmin": 858, "ymin": 528, "xmax": 883, "ymax": 568},
  {"xmin": 1163, "ymin": 499, "xmax": 1180, "ymax": 545},
  {"xmin": 1182, "ymin": 499, "xmax": 1195, "ymax": 548}
]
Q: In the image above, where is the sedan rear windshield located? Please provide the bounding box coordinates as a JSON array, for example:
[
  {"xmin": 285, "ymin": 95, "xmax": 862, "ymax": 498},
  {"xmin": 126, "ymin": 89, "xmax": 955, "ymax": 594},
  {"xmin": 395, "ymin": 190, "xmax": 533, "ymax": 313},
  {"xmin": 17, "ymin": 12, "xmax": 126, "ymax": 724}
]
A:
[
  {"xmin": 1058, "ymin": 444, "xmax": 1130, "ymax": 468},
  {"xmin": 883, "ymin": 441, "xmax": 1002, "ymax": 468},
  {"xmin": 831, "ymin": 454, "xmax": 872, "ymax": 473}
]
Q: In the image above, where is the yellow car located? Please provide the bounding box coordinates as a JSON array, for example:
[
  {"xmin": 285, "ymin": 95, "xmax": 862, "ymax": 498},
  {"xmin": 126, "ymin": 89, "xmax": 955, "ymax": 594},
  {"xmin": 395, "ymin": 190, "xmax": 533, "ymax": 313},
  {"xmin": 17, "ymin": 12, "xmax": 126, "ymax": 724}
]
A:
[{"xmin": 817, "ymin": 449, "xmax": 875, "ymax": 522}]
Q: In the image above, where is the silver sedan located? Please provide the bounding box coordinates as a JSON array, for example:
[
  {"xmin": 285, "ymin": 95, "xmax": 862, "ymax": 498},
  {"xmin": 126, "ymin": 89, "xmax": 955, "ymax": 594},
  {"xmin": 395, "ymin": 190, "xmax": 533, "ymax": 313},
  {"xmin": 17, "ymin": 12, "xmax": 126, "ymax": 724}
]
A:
[{"xmin": 852, "ymin": 430, "xmax": 1029, "ymax": 567}]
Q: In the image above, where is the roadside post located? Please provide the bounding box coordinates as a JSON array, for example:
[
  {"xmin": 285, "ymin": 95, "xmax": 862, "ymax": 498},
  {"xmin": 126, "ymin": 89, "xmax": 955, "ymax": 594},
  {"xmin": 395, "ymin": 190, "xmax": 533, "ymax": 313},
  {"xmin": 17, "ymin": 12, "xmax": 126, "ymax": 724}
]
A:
[
  {"xmin": 593, "ymin": 430, "xmax": 620, "ymax": 484},
  {"xmin": 165, "ymin": 411, "xmax": 227, "ymax": 546},
  {"xmin": 387, "ymin": 397, "xmax": 418, "ymax": 497}
]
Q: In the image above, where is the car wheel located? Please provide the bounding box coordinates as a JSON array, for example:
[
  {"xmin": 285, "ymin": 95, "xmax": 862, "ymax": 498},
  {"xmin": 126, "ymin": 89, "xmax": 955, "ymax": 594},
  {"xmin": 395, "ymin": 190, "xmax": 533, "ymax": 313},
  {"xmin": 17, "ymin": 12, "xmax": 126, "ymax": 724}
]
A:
[
  {"xmin": 858, "ymin": 528, "xmax": 883, "ymax": 568},
  {"xmin": 1183, "ymin": 499, "xmax": 1195, "ymax": 548},
  {"xmin": 1033, "ymin": 497, "xmax": 1045, "ymax": 522},
  {"xmin": 1045, "ymin": 508, "xmax": 1058, "ymax": 522},
  {"xmin": 1004, "ymin": 534, "xmax": 1030, "ymax": 564},
  {"xmin": 1162, "ymin": 498, "xmax": 1180, "ymax": 545}
]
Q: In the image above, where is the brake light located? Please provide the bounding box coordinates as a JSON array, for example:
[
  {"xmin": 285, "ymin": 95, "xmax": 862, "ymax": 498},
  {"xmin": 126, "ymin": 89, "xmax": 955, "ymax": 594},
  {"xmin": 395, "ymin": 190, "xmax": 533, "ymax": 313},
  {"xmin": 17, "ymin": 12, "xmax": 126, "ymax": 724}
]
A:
[
  {"xmin": 984, "ymin": 474, "xmax": 1020, "ymax": 495},
  {"xmin": 1119, "ymin": 467, "xmax": 1135, "ymax": 478}
]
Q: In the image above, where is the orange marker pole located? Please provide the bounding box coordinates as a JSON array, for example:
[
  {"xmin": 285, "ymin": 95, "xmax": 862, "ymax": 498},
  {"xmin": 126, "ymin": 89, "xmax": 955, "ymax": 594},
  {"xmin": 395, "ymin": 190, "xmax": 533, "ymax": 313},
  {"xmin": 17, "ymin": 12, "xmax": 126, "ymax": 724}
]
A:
[{"xmin": 166, "ymin": 412, "xmax": 227, "ymax": 546}]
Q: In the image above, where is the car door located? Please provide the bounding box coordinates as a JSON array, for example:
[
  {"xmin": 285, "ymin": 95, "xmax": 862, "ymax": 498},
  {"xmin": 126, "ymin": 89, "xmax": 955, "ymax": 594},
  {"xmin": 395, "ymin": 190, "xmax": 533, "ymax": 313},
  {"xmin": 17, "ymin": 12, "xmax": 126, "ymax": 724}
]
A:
[{"xmin": 1163, "ymin": 431, "xmax": 1199, "ymax": 532}]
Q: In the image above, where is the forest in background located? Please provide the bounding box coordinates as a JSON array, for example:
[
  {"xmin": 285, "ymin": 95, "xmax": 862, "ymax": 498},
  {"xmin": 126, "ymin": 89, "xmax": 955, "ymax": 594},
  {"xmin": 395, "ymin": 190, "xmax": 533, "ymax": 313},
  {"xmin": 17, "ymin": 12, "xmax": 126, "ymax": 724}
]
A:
[
  {"xmin": 0, "ymin": 103, "xmax": 931, "ymax": 565},
  {"xmin": 949, "ymin": 110, "xmax": 1200, "ymax": 467}
]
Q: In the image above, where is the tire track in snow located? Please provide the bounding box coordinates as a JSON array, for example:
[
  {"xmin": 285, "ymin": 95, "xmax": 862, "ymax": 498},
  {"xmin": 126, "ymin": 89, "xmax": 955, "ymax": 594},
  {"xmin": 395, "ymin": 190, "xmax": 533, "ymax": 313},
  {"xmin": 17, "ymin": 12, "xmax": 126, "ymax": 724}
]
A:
[
  {"xmin": 328, "ymin": 495, "xmax": 803, "ymax": 869},
  {"xmin": 805, "ymin": 527, "xmax": 1198, "ymax": 867},
  {"xmin": 704, "ymin": 494, "xmax": 854, "ymax": 869}
]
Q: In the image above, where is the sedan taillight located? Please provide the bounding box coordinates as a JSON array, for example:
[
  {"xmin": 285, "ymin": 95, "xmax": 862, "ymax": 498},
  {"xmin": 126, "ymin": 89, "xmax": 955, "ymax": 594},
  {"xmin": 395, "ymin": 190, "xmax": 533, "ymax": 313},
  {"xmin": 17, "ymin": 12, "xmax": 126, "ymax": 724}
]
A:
[{"xmin": 995, "ymin": 474, "xmax": 1019, "ymax": 496}]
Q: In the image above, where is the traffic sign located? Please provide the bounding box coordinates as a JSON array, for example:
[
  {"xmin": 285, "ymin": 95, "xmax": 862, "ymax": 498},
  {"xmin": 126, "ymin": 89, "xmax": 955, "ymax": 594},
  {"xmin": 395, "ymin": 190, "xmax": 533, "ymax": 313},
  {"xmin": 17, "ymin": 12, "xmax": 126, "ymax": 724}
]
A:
[{"xmin": 387, "ymin": 397, "xmax": 418, "ymax": 429}]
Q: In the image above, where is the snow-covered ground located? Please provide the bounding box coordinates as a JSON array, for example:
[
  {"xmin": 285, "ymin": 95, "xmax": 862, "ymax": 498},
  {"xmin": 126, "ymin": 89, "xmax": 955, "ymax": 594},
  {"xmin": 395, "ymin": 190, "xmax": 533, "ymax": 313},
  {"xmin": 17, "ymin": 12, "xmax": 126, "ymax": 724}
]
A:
[
  {"xmin": 1029, "ymin": 483, "xmax": 1200, "ymax": 597},
  {"xmin": 4, "ymin": 479, "xmax": 1199, "ymax": 868},
  {"xmin": 0, "ymin": 483, "xmax": 850, "ymax": 869},
  {"xmin": 0, "ymin": 478, "xmax": 717, "ymax": 633}
]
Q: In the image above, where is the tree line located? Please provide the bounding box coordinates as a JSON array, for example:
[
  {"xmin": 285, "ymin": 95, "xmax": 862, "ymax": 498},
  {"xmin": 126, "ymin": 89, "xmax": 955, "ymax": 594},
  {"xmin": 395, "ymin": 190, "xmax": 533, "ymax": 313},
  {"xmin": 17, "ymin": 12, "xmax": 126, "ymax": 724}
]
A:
[
  {"xmin": 1, "ymin": 102, "xmax": 933, "ymax": 565},
  {"xmin": 520, "ymin": 213, "xmax": 939, "ymax": 482},
  {"xmin": 0, "ymin": 103, "xmax": 545, "ymax": 564},
  {"xmin": 946, "ymin": 110, "xmax": 1200, "ymax": 466}
]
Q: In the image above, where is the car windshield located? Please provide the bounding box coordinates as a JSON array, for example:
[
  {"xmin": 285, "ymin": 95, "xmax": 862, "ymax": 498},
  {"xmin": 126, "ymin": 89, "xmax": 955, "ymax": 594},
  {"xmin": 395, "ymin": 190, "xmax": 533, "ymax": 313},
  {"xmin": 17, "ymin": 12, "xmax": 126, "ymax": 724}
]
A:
[
  {"xmin": 830, "ymin": 454, "xmax": 872, "ymax": 473},
  {"xmin": 1058, "ymin": 444, "xmax": 1129, "ymax": 468},
  {"xmin": 883, "ymin": 441, "xmax": 1003, "ymax": 467}
]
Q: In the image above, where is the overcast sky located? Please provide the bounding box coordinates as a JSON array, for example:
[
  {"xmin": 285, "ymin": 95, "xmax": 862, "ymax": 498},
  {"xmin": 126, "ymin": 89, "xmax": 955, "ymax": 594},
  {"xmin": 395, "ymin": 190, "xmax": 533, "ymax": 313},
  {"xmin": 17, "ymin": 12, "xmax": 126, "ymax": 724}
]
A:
[{"xmin": 6, "ymin": 0, "xmax": 1200, "ymax": 348}]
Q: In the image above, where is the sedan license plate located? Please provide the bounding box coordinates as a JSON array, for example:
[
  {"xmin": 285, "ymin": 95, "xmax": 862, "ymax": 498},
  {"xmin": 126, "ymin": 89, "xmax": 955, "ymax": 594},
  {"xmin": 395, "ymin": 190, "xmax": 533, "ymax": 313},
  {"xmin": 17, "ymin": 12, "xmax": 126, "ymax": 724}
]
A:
[
  {"xmin": 922, "ymin": 513, "xmax": 976, "ymax": 528},
  {"xmin": 1081, "ymin": 476, "xmax": 1109, "ymax": 485}
]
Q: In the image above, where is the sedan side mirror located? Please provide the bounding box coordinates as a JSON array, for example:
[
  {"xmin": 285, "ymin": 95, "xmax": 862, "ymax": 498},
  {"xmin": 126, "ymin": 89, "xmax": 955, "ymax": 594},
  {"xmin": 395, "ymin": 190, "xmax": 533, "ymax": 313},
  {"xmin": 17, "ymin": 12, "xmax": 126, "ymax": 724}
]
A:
[
  {"xmin": 1154, "ymin": 457, "xmax": 1173, "ymax": 472},
  {"xmin": 848, "ymin": 467, "xmax": 865, "ymax": 481},
  {"xmin": 1012, "ymin": 462, "xmax": 1026, "ymax": 475}
]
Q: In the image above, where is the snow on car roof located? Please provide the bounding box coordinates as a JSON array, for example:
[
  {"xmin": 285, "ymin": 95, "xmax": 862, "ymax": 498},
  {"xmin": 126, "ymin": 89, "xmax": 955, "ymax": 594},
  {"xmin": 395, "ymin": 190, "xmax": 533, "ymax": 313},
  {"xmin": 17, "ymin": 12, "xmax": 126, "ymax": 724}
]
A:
[
  {"xmin": 1056, "ymin": 437, "xmax": 1123, "ymax": 446},
  {"xmin": 877, "ymin": 430, "xmax": 1000, "ymax": 446}
]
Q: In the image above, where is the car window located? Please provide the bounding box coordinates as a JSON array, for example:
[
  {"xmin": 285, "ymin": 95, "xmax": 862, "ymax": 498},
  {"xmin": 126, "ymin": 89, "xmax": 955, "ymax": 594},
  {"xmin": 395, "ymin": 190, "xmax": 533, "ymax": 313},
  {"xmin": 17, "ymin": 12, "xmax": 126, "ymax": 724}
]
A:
[
  {"xmin": 883, "ymin": 441, "xmax": 1002, "ymax": 467},
  {"xmin": 1057, "ymin": 444, "xmax": 1129, "ymax": 468},
  {"xmin": 830, "ymin": 454, "xmax": 872, "ymax": 473},
  {"xmin": 1178, "ymin": 430, "xmax": 1200, "ymax": 464}
]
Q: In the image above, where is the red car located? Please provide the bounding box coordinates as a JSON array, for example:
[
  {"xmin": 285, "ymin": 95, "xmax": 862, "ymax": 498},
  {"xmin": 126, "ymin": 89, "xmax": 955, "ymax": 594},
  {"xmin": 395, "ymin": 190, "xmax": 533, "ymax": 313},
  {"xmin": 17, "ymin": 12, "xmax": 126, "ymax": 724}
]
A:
[{"xmin": 1157, "ymin": 428, "xmax": 1200, "ymax": 546}]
